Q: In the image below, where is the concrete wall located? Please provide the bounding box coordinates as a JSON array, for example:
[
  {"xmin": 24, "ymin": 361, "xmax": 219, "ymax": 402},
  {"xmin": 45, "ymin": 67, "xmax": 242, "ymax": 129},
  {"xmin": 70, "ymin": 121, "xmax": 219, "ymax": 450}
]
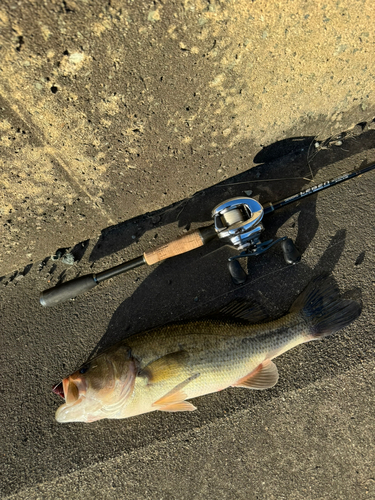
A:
[{"xmin": 1, "ymin": 0, "xmax": 375, "ymax": 275}]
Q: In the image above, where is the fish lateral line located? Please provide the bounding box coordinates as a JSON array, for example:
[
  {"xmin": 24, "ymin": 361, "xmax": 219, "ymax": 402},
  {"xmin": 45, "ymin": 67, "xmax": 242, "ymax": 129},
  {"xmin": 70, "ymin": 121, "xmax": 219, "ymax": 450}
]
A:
[{"xmin": 54, "ymin": 275, "xmax": 362, "ymax": 423}]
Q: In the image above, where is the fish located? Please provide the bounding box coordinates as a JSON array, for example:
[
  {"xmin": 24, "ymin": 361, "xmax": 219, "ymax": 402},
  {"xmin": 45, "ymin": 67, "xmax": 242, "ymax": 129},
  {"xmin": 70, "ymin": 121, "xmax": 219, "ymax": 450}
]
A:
[{"xmin": 53, "ymin": 275, "xmax": 361, "ymax": 423}]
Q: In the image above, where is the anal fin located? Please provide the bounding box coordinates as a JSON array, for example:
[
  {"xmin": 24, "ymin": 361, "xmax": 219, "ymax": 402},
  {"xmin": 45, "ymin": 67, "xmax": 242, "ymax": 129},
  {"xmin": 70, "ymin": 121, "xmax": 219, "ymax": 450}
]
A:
[
  {"xmin": 232, "ymin": 359, "xmax": 279, "ymax": 390},
  {"xmin": 157, "ymin": 401, "xmax": 197, "ymax": 412},
  {"xmin": 152, "ymin": 373, "xmax": 199, "ymax": 412}
]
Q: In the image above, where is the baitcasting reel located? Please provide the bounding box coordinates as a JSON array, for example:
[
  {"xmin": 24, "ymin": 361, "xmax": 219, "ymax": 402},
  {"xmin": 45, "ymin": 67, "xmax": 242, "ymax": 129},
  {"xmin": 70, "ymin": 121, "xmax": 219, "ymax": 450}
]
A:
[
  {"xmin": 39, "ymin": 163, "xmax": 375, "ymax": 306},
  {"xmin": 212, "ymin": 197, "xmax": 301, "ymax": 284}
]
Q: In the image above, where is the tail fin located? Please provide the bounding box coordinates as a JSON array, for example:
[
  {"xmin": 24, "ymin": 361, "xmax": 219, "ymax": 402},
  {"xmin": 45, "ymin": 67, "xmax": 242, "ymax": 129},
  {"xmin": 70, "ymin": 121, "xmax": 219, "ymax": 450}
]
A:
[{"xmin": 290, "ymin": 275, "xmax": 361, "ymax": 338}]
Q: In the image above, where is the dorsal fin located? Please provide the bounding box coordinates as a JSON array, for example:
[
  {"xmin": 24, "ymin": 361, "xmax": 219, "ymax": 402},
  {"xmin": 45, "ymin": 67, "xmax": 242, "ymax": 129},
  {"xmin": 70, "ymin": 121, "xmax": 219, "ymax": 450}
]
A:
[{"xmin": 206, "ymin": 299, "xmax": 269, "ymax": 324}]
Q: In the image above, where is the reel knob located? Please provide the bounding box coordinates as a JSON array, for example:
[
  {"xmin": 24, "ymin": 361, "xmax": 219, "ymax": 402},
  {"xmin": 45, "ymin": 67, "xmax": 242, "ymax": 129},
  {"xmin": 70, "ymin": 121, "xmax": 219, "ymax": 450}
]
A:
[
  {"xmin": 228, "ymin": 259, "xmax": 247, "ymax": 285},
  {"xmin": 280, "ymin": 238, "xmax": 301, "ymax": 265}
]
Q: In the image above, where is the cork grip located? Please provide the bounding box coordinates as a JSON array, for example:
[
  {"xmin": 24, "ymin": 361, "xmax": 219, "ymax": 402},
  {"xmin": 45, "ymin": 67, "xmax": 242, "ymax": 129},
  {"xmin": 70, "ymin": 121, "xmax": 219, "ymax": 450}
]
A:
[{"xmin": 143, "ymin": 230, "xmax": 204, "ymax": 265}]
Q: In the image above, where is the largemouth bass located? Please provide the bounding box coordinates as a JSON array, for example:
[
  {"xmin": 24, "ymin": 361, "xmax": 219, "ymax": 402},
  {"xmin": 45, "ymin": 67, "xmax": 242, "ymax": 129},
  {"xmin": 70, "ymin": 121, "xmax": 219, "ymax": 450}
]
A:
[{"xmin": 53, "ymin": 276, "xmax": 361, "ymax": 423}]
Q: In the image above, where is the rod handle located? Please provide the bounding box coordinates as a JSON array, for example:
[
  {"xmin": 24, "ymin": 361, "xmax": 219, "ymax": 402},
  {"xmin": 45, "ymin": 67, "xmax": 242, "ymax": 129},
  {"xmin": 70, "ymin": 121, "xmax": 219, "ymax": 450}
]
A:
[
  {"xmin": 40, "ymin": 274, "xmax": 97, "ymax": 307},
  {"xmin": 144, "ymin": 230, "xmax": 205, "ymax": 265}
]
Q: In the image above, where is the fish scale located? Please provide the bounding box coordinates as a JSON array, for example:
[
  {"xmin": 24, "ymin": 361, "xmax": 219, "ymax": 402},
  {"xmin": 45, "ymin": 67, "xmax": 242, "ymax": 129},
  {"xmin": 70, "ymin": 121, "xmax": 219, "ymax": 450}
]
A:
[
  {"xmin": 121, "ymin": 314, "xmax": 308, "ymax": 419},
  {"xmin": 53, "ymin": 276, "xmax": 361, "ymax": 423}
]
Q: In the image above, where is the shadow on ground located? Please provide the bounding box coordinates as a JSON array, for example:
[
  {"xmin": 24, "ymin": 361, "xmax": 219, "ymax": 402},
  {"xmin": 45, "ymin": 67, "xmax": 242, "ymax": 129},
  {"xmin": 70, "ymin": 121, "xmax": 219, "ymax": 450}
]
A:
[
  {"xmin": 1, "ymin": 128, "xmax": 374, "ymax": 498},
  {"xmin": 87, "ymin": 129, "xmax": 375, "ymax": 263}
]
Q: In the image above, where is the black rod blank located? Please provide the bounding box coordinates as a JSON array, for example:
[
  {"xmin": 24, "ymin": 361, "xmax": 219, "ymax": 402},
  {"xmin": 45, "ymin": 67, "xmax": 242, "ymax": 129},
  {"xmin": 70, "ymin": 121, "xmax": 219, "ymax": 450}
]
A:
[
  {"xmin": 264, "ymin": 163, "xmax": 375, "ymax": 215},
  {"xmin": 96, "ymin": 256, "xmax": 145, "ymax": 282},
  {"xmin": 40, "ymin": 163, "xmax": 375, "ymax": 307}
]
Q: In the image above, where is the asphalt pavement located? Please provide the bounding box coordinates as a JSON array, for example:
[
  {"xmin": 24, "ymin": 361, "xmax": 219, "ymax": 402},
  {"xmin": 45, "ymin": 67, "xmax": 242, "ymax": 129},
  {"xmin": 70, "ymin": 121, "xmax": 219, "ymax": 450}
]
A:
[{"xmin": 1, "ymin": 134, "xmax": 375, "ymax": 499}]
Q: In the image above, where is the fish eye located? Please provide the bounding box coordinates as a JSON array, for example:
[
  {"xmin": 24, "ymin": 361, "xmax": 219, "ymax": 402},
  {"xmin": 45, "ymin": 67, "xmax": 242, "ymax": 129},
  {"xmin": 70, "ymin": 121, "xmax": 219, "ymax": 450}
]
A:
[{"xmin": 79, "ymin": 364, "xmax": 90, "ymax": 374}]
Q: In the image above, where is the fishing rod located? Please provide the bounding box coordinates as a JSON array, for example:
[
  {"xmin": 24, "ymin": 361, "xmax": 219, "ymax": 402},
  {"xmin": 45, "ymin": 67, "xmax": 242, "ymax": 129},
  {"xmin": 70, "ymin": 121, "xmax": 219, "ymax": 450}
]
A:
[{"xmin": 40, "ymin": 162, "xmax": 375, "ymax": 307}]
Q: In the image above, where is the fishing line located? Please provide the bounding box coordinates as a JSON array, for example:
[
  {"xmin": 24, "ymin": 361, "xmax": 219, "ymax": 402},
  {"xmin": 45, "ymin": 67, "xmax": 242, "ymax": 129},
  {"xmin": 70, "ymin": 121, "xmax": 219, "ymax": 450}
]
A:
[
  {"xmin": 177, "ymin": 235, "xmax": 348, "ymax": 321},
  {"xmin": 39, "ymin": 150, "xmax": 375, "ymax": 307}
]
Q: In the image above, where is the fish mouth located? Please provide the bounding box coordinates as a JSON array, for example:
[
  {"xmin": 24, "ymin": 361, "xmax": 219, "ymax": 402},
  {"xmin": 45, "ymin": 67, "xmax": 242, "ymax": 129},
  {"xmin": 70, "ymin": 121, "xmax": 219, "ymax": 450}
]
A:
[
  {"xmin": 52, "ymin": 382, "xmax": 64, "ymax": 399},
  {"xmin": 52, "ymin": 377, "xmax": 85, "ymax": 404},
  {"xmin": 54, "ymin": 376, "xmax": 88, "ymax": 423},
  {"xmin": 63, "ymin": 378, "xmax": 79, "ymax": 404}
]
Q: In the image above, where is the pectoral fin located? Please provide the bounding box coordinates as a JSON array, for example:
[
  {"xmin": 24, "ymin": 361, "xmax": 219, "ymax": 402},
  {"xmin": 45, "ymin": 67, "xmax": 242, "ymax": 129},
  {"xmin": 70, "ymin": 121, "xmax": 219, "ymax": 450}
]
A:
[
  {"xmin": 232, "ymin": 359, "xmax": 279, "ymax": 390},
  {"xmin": 141, "ymin": 351, "xmax": 189, "ymax": 385},
  {"xmin": 152, "ymin": 373, "xmax": 199, "ymax": 412}
]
